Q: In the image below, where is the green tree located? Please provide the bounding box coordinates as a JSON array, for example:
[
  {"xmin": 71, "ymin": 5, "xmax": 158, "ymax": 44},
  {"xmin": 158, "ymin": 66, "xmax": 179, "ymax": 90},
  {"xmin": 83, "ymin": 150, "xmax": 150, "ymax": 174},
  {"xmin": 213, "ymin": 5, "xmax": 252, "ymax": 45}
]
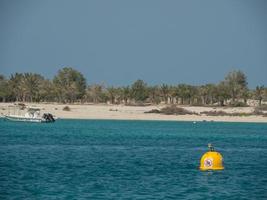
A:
[
  {"xmin": 86, "ymin": 84, "xmax": 106, "ymax": 103},
  {"xmin": 254, "ymin": 85, "xmax": 265, "ymax": 106},
  {"xmin": 176, "ymin": 84, "xmax": 185, "ymax": 104},
  {"xmin": 0, "ymin": 75, "xmax": 10, "ymax": 102},
  {"xmin": 107, "ymin": 87, "xmax": 117, "ymax": 104},
  {"xmin": 264, "ymin": 88, "xmax": 267, "ymax": 102},
  {"xmin": 176, "ymin": 84, "xmax": 194, "ymax": 105},
  {"xmin": 53, "ymin": 67, "xmax": 86, "ymax": 103},
  {"xmin": 160, "ymin": 84, "xmax": 169, "ymax": 104},
  {"xmin": 200, "ymin": 84, "xmax": 217, "ymax": 105},
  {"xmin": 189, "ymin": 86, "xmax": 200, "ymax": 105},
  {"xmin": 131, "ymin": 80, "xmax": 148, "ymax": 102},
  {"xmin": 147, "ymin": 86, "xmax": 161, "ymax": 104},
  {"xmin": 121, "ymin": 86, "xmax": 131, "ymax": 104},
  {"xmin": 169, "ymin": 86, "xmax": 177, "ymax": 104},
  {"xmin": 9, "ymin": 73, "xmax": 24, "ymax": 101},
  {"xmin": 39, "ymin": 79, "xmax": 56, "ymax": 102},
  {"xmin": 224, "ymin": 70, "xmax": 248, "ymax": 102},
  {"xmin": 22, "ymin": 73, "xmax": 44, "ymax": 102},
  {"xmin": 215, "ymin": 82, "xmax": 231, "ymax": 106}
]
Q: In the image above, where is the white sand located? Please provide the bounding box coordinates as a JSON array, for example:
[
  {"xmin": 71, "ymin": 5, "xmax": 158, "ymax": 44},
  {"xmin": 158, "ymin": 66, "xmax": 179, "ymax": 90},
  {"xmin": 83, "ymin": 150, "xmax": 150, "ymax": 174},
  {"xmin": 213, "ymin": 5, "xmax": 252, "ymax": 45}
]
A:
[{"xmin": 0, "ymin": 103, "xmax": 266, "ymax": 123}]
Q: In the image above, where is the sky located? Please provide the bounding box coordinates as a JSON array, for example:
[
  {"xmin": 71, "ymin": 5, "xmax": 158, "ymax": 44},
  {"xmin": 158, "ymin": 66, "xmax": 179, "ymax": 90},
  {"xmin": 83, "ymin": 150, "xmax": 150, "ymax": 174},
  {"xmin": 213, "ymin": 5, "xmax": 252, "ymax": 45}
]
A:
[{"xmin": 0, "ymin": 0, "xmax": 266, "ymax": 88}]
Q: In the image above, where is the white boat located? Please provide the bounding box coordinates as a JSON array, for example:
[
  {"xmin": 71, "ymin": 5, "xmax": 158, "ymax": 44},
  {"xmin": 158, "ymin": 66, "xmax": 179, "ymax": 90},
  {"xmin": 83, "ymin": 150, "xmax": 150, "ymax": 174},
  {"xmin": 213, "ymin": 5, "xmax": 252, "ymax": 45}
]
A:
[{"xmin": 4, "ymin": 107, "xmax": 55, "ymax": 123}]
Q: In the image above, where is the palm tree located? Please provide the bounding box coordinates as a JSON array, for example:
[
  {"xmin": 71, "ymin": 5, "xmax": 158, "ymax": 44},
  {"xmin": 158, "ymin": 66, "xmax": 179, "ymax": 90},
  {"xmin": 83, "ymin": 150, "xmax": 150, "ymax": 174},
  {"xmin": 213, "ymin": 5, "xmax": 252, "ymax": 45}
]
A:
[
  {"xmin": 22, "ymin": 73, "xmax": 44, "ymax": 102},
  {"xmin": 86, "ymin": 84, "xmax": 105, "ymax": 103},
  {"xmin": 224, "ymin": 70, "xmax": 248, "ymax": 102},
  {"xmin": 147, "ymin": 86, "xmax": 160, "ymax": 104},
  {"xmin": 160, "ymin": 84, "xmax": 169, "ymax": 104},
  {"xmin": 131, "ymin": 80, "xmax": 148, "ymax": 103},
  {"xmin": 199, "ymin": 85, "xmax": 208, "ymax": 105},
  {"xmin": 199, "ymin": 84, "xmax": 216, "ymax": 105},
  {"xmin": 0, "ymin": 75, "xmax": 10, "ymax": 102},
  {"xmin": 215, "ymin": 82, "xmax": 231, "ymax": 106},
  {"xmin": 107, "ymin": 87, "xmax": 117, "ymax": 104},
  {"xmin": 176, "ymin": 84, "xmax": 193, "ymax": 105},
  {"xmin": 190, "ymin": 86, "xmax": 200, "ymax": 105},
  {"xmin": 176, "ymin": 84, "xmax": 184, "ymax": 105},
  {"xmin": 9, "ymin": 73, "xmax": 24, "ymax": 101},
  {"xmin": 121, "ymin": 86, "xmax": 131, "ymax": 104},
  {"xmin": 254, "ymin": 85, "xmax": 265, "ymax": 106},
  {"xmin": 39, "ymin": 79, "xmax": 56, "ymax": 102},
  {"xmin": 169, "ymin": 86, "xmax": 177, "ymax": 104},
  {"xmin": 53, "ymin": 67, "xmax": 86, "ymax": 103}
]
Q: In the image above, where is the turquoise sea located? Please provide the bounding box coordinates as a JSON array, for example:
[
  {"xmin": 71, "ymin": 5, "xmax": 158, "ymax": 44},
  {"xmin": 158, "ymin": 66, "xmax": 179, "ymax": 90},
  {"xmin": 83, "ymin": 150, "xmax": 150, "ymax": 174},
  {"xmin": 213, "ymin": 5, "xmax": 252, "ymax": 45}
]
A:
[{"xmin": 0, "ymin": 119, "xmax": 267, "ymax": 199}]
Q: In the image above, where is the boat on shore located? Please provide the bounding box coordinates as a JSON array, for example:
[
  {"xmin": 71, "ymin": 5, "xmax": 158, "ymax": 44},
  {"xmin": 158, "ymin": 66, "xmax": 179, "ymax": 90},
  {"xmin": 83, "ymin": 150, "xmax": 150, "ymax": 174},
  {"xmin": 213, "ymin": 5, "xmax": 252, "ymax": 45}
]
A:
[{"xmin": 3, "ymin": 106, "xmax": 56, "ymax": 123}]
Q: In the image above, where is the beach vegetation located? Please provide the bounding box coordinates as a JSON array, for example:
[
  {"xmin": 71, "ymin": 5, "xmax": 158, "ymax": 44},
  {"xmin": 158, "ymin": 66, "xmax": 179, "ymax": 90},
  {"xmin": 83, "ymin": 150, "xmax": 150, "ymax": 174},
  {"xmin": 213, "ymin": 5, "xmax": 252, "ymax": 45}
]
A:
[
  {"xmin": 160, "ymin": 105, "xmax": 195, "ymax": 115},
  {"xmin": 0, "ymin": 69, "xmax": 266, "ymax": 108},
  {"xmin": 53, "ymin": 67, "xmax": 86, "ymax": 103},
  {"xmin": 144, "ymin": 109, "xmax": 161, "ymax": 113},
  {"xmin": 0, "ymin": 75, "xmax": 10, "ymax": 102},
  {"xmin": 254, "ymin": 85, "xmax": 265, "ymax": 106},
  {"xmin": 62, "ymin": 106, "xmax": 71, "ymax": 111},
  {"xmin": 145, "ymin": 105, "xmax": 195, "ymax": 115},
  {"xmin": 130, "ymin": 80, "xmax": 149, "ymax": 102},
  {"xmin": 224, "ymin": 70, "xmax": 248, "ymax": 103}
]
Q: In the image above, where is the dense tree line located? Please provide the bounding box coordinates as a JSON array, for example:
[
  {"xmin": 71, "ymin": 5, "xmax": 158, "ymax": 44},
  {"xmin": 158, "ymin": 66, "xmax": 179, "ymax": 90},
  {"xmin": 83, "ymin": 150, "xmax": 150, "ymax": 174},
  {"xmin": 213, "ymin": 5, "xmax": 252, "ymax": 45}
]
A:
[{"xmin": 0, "ymin": 67, "xmax": 266, "ymax": 106}]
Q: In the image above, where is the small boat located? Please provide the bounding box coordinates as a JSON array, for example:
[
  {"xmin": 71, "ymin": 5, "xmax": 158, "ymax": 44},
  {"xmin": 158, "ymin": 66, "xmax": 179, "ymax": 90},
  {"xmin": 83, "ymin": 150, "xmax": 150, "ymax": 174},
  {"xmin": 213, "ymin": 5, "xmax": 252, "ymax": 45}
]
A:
[{"xmin": 4, "ymin": 107, "xmax": 55, "ymax": 123}]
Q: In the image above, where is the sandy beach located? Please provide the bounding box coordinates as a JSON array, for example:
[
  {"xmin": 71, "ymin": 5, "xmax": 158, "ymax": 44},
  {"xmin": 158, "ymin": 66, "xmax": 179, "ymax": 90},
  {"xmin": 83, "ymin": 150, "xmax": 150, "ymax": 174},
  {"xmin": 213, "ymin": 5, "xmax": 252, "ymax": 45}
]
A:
[{"xmin": 0, "ymin": 103, "xmax": 266, "ymax": 123}]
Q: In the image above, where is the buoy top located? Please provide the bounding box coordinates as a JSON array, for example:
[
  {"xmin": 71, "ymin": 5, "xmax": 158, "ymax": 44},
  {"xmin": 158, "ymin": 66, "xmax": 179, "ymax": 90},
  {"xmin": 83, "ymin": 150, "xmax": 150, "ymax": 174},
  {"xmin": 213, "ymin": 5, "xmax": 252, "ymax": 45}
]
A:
[
  {"xmin": 199, "ymin": 144, "xmax": 224, "ymax": 171},
  {"xmin": 208, "ymin": 143, "xmax": 214, "ymax": 151}
]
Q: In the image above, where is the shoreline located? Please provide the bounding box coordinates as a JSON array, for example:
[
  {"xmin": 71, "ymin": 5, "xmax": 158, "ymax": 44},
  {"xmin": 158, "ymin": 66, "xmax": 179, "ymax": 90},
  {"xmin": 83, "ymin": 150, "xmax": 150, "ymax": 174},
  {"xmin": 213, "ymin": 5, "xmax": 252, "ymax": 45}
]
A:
[{"xmin": 0, "ymin": 103, "xmax": 266, "ymax": 123}]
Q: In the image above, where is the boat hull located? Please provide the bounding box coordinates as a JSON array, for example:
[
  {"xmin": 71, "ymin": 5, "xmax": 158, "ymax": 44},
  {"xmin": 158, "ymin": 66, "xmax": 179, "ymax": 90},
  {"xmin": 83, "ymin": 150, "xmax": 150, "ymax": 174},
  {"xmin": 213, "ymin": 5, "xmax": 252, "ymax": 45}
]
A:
[{"xmin": 4, "ymin": 115, "xmax": 53, "ymax": 123}]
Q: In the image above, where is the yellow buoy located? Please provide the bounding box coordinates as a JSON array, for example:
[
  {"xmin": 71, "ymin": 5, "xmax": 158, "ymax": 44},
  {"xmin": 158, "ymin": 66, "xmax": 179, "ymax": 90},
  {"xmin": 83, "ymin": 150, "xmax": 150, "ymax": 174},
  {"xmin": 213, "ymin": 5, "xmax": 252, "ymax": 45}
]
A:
[{"xmin": 199, "ymin": 144, "xmax": 224, "ymax": 171}]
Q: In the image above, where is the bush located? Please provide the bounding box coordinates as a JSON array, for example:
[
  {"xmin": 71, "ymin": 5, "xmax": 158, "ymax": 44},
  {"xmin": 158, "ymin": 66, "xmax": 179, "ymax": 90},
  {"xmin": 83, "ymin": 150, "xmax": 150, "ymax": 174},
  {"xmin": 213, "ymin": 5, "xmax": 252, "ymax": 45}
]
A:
[
  {"xmin": 144, "ymin": 109, "xmax": 160, "ymax": 113},
  {"xmin": 200, "ymin": 111, "xmax": 228, "ymax": 116},
  {"xmin": 230, "ymin": 112, "xmax": 251, "ymax": 117},
  {"xmin": 145, "ymin": 105, "xmax": 194, "ymax": 115},
  {"xmin": 109, "ymin": 108, "xmax": 118, "ymax": 111},
  {"xmin": 18, "ymin": 103, "xmax": 26, "ymax": 110},
  {"xmin": 148, "ymin": 105, "xmax": 195, "ymax": 115},
  {"xmin": 63, "ymin": 106, "xmax": 71, "ymax": 111},
  {"xmin": 200, "ymin": 110, "xmax": 253, "ymax": 117},
  {"xmin": 160, "ymin": 106, "xmax": 193, "ymax": 115},
  {"xmin": 229, "ymin": 101, "xmax": 247, "ymax": 107}
]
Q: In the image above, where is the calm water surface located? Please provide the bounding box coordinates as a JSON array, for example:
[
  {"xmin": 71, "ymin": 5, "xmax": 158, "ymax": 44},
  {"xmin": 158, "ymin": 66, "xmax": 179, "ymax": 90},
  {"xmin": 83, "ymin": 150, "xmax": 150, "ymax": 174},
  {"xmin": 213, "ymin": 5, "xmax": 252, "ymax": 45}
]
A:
[{"xmin": 0, "ymin": 119, "xmax": 267, "ymax": 199}]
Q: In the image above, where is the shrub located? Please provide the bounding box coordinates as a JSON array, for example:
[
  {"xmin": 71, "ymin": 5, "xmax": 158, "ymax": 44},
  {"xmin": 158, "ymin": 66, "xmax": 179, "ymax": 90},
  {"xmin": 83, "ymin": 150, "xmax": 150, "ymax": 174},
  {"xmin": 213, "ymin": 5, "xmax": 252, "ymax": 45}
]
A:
[
  {"xmin": 109, "ymin": 109, "xmax": 118, "ymax": 111},
  {"xmin": 145, "ymin": 105, "xmax": 194, "ymax": 115},
  {"xmin": 18, "ymin": 103, "xmax": 26, "ymax": 110},
  {"xmin": 63, "ymin": 106, "xmax": 71, "ymax": 111},
  {"xmin": 160, "ymin": 106, "xmax": 193, "ymax": 115},
  {"xmin": 229, "ymin": 101, "xmax": 247, "ymax": 107},
  {"xmin": 200, "ymin": 110, "xmax": 254, "ymax": 117},
  {"xmin": 200, "ymin": 111, "xmax": 228, "ymax": 116},
  {"xmin": 230, "ymin": 112, "xmax": 251, "ymax": 117},
  {"xmin": 144, "ymin": 109, "xmax": 160, "ymax": 113}
]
